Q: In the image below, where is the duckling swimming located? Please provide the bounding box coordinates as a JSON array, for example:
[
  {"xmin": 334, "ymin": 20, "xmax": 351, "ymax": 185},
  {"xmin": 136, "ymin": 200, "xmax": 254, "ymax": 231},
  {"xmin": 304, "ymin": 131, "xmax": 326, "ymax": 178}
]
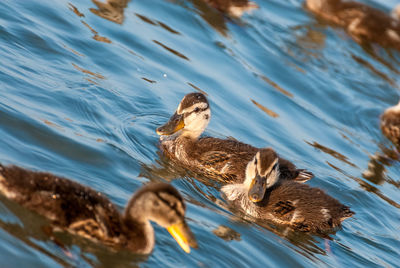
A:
[
  {"xmin": 305, "ymin": 0, "xmax": 400, "ymax": 50},
  {"xmin": 0, "ymin": 165, "xmax": 197, "ymax": 254},
  {"xmin": 202, "ymin": 0, "xmax": 258, "ymax": 18},
  {"xmin": 221, "ymin": 148, "xmax": 354, "ymax": 233},
  {"xmin": 156, "ymin": 92, "xmax": 313, "ymax": 184},
  {"xmin": 380, "ymin": 100, "xmax": 400, "ymax": 149}
]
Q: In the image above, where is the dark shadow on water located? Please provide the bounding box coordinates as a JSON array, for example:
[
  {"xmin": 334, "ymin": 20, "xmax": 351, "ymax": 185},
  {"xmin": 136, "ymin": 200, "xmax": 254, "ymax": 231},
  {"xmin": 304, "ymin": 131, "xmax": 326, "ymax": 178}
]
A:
[{"xmin": 0, "ymin": 195, "xmax": 146, "ymax": 267}]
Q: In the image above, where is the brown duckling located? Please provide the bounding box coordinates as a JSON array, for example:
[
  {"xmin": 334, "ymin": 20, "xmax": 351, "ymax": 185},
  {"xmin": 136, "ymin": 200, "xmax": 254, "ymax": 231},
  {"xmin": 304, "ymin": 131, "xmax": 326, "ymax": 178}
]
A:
[
  {"xmin": 156, "ymin": 92, "xmax": 313, "ymax": 184},
  {"xmin": 380, "ymin": 100, "xmax": 400, "ymax": 148},
  {"xmin": 0, "ymin": 165, "xmax": 197, "ymax": 254},
  {"xmin": 305, "ymin": 0, "xmax": 400, "ymax": 50},
  {"xmin": 221, "ymin": 148, "xmax": 354, "ymax": 233},
  {"xmin": 202, "ymin": 0, "xmax": 258, "ymax": 18}
]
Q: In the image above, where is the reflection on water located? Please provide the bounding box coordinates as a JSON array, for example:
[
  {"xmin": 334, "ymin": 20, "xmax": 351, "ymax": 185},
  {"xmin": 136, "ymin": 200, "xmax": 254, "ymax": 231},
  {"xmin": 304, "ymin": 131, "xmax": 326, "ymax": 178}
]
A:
[
  {"xmin": 306, "ymin": 141, "xmax": 357, "ymax": 168},
  {"xmin": 2, "ymin": 0, "xmax": 400, "ymax": 266},
  {"xmin": 213, "ymin": 225, "xmax": 241, "ymax": 241},
  {"xmin": 90, "ymin": 0, "xmax": 129, "ymax": 24},
  {"xmin": 0, "ymin": 196, "xmax": 144, "ymax": 267}
]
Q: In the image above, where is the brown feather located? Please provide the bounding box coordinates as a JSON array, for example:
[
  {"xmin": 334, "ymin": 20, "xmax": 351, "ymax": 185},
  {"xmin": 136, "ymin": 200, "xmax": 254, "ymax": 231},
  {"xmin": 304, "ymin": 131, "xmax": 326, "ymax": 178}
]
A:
[
  {"xmin": 306, "ymin": 0, "xmax": 400, "ymax": 50},
  {"xmin": 0, "ymin": 165, "xmax": 191, "ymax": 254}
]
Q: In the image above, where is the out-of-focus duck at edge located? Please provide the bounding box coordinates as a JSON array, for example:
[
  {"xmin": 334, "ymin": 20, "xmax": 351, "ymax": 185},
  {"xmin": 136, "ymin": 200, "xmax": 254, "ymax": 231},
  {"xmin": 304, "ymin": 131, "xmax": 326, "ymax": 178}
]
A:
[
  {"xmin": 0, "ymin": 165, "xmax": 197, "ymax": 254},
  {"xmin": 305, "ymin": 0, "xmax": 400, "ymax": 50},
  {"xmin": 156, "ymin": 92, "xmax": 313, "ymax": 184},
  {"xmin": 221, "ymin": 148, "xmax": 354, "ymax": 233},
  {"xmin": 381, "ymin": 100, "xmax": 400, "ymax": 150}
]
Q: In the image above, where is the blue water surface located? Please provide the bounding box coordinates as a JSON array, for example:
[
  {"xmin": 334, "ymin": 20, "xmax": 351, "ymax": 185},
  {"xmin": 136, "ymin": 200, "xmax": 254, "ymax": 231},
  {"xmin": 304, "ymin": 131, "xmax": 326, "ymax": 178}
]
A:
[{"xmin": 0, "ymin": 0, "xmax": 400, "ymax": 267}]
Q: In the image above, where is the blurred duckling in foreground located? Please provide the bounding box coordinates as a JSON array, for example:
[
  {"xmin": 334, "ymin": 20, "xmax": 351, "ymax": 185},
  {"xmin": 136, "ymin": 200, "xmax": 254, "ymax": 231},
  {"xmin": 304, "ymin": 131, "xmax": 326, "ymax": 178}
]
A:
[
  {"xmin": 156, "ymin": 92, "xmax": 313, "ymax": 184},
  {"xmin": 381, "ymin": 100, "xmax": 400, "ymax": 149},
  {"xmin": 305, "ymin": 0, "xmax": 400, "ymax": 50},
  {"xmin": 0, "ymin": 165, "xmax": 197, "ymax": 254},
  {"xmin": 221, "ymin": 148, "xmax": 354, "ymax": 233},
  {"xmin": 202, "ymin": 0, "xmax": 259, "ymax": 17}
]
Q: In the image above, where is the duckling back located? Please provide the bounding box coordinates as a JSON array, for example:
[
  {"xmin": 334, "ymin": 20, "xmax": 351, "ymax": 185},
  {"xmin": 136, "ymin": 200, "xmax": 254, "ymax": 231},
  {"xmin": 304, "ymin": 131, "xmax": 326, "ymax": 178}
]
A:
[
  {"xmin": 259, "ymin": 181, "xmax": 354, "ymax": 233},
  {"xmin": 0, "ymin": 165, "xmax": 124, "ymax": 240}
]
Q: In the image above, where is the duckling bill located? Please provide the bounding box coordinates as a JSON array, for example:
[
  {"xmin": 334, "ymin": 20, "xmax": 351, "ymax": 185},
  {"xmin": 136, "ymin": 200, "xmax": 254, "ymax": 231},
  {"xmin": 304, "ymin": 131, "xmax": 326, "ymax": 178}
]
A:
[
  {"xmin": 222, "ymin": 149, "xmax": 354, "ymax": 233},
  {"xmin": 157, "ymin": 92, "xmax": 313, "ymax": 185},
  {"xmin": 0, "ymin": 165, "xmax": 197, "ymax": 254},
  {"xmin": 305, "ymin": 0, "xmax": 400, "ymax": 50}
]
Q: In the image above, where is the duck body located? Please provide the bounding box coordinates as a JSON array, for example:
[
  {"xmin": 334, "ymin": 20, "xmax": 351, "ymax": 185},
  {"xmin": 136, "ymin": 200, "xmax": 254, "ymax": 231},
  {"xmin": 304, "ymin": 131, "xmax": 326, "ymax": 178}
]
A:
[
  {"xmin": 224, "ymin": 180, "xmax": 354, "ymax": 233},
  {"xmin": 157, "ymin": 93, "xmax": 313, "ymax": 184},
  {"xmin": 380, "ymin": 101, "xmax": 400, "ymax": 148},
  {"xmin": 0, "ymin": 165, "xmax": 196, "ymax": 254},
  {"xmin": 306, "ymin": 0, "xmax": 400, "ymax": 49},
  {"xmin": 221, "ymin": 149, "xmax": 354, "ymax": 233},
  {"xmin": 160, "ymin": 136, "xmax": 310, "ymax": 183}
]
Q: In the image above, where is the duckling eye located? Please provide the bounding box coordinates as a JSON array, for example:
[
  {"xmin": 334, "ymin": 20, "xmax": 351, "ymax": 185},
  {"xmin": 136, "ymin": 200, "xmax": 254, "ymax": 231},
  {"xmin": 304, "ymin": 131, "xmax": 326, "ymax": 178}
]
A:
[
  {"xmin": 194, "ymin": 107, "xmax": 200, "ymax": 113},
  {"xmin": 272, "ymin": 163, "xmax": 278, "ymax": 170}
]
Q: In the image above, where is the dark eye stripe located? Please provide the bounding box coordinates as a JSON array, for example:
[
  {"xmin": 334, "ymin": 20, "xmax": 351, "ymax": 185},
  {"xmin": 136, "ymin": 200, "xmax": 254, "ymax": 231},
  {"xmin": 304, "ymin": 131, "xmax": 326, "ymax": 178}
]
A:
[{"xmin": 156, "ymin": 193, "xmax": 184, "ymax": 217}]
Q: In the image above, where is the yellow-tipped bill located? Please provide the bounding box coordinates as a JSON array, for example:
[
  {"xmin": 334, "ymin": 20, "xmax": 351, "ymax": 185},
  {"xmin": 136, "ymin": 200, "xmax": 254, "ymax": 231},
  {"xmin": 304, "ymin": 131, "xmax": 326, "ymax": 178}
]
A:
[
  {"xmin": 167, "ymin": 222, "xmax": 197, "ymax": 253},
  {"xmin": 156, "ymin": 112, "xmax": 185, "ymax": 135},
  {"xmin": 248, "ymin": 174, "xmax": 268, "ymax": 203}
]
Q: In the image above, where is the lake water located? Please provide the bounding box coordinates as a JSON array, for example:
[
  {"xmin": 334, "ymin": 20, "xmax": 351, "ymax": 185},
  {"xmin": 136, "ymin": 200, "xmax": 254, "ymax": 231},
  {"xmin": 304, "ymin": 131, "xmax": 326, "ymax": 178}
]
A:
[{"xmin": 1, "ymin": 0, "xmax": 400, "ymax": 267}]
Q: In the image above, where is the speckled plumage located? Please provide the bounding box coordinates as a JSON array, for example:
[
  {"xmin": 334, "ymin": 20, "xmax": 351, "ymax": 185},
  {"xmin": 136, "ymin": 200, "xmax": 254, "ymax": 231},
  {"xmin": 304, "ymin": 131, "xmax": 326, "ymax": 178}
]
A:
[
  {"xmin": 0, "ymin": 165, "xmax": 194, "ymax": 254},
  {"xmin": 222, "ymin": 149, "xmax": 354, "ymax": 233},
  {"xmin": 306, "ymin": 0, "xmax": 400, "ymax": 50},
  {"xmin": 158, "ymin": 93, "xmax": 313, "ymax": 184},
  {"xmin": 225, "ymin": 180, "xmax": 354, "ymax": 233}
]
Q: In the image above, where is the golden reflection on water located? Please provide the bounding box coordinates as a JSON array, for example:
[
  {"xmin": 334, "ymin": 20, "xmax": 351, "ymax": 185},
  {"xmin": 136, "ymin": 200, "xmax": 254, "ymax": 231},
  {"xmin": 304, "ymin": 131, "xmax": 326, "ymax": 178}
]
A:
[
  {"xmin": 187, "ymin": 82, "xmax": 208, "ymax": 96},
  {"xmin": 212, "ymin": 225, "xmax": 241, "ymax": 241},
  {"xmin": 81, "ymin": 21, "xmax": 112, "ymax": 44},
  {"xmin": 90, "ymin": 0, "xmax": 129, "ymax": 24},
  {"xmin": 305, "ymin": 141, "xmax": 357, "ymax": 168},
  {"xmin": 135, "ymin": 13, "xmax": 181, "ymax": 35},
  {"xmin": 259, "ymin": 75, "xmax": 293, "ymax": 98},
  {"xmin": 152, "ymin": 40, "xmax": 190, "ymax": 61},
  {"xmin": 69, "ymin": 3, "xmax": 112, "ymax": 44},
  {"xmin": 350, "ymin": 55, "xmax": 396, "ymax": 87},
  {"xmin": 327, "ymin": 161, "xmax": 400, "ymax": 210},
  {"xmin": 251, "ymin": 99, "xmax": 279, "ymax": 118},
  {"xmin": 71, "ymin": 63, "xmax": 106, "ymax": 80}
]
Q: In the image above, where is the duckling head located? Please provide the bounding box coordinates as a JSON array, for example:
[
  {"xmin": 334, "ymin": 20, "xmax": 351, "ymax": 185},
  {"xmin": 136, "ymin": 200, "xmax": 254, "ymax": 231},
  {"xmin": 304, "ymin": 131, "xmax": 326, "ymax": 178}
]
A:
[
  {"xmin": 245, "ymin": 148, "xmax": 280, "ymax": 203},
  {"xmin": 221, "ymin": 148, "xmax": 280, "ymax": 204},
  {"xmin": 156, "ymin": 92, "xmax": 211, "ymax": 139},
  {"xmin": 124, "ymin": 183, "xmax": 197, "ymax": 253}
]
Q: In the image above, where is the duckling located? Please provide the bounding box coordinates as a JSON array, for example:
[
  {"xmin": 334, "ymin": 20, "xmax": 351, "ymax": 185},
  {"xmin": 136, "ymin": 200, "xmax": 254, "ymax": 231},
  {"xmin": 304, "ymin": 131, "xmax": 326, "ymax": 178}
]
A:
[
  {"xmin": 156, "ymin": 92, "xmax": 313, "ymax": 184},
  {"xmin": 221, "ymin": 148, "xmax": 354, "ymax": 233},
  {"xmin": 202, "ymin": 0, "xmax": 259, "ymax": 18},
  {"xmin": 0, "ymin": 165, "xmax": 197, "ymax": 254},
  {"xmin": 380, "ymin": 100, "xmax": 400, "ymax": 148},
  {"xmin": 305, "ymin": 0, "xmax": 400, "ymax": 50}
]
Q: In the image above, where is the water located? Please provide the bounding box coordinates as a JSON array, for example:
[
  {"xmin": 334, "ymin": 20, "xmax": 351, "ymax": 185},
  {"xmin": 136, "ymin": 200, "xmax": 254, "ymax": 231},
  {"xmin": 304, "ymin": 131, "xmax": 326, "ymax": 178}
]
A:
[{"xmin": 0, "ymin": 0, "xmax": 400, "ymax": 267}]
